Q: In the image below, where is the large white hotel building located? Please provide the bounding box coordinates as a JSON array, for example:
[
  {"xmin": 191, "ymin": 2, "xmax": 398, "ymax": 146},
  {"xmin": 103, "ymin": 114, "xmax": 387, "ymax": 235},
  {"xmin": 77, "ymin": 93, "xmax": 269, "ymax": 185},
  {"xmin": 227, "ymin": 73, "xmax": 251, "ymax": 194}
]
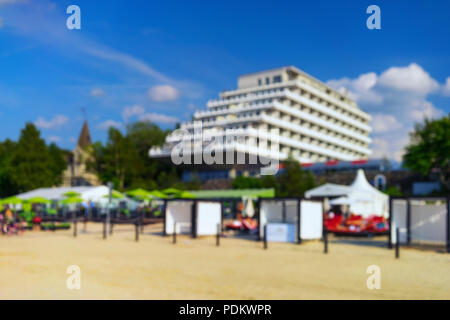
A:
[{"xmin": 150, "ymin": 66, "xmax": 372, "ymax": 180}]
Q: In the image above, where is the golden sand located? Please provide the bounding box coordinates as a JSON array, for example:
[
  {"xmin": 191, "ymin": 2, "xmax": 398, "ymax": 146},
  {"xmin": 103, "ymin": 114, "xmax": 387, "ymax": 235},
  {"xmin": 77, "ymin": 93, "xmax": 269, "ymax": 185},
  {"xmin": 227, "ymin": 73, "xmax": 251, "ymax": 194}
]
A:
[{"xmin": 1, "ymin": 223, "xmax": 449, "ymax": 299}]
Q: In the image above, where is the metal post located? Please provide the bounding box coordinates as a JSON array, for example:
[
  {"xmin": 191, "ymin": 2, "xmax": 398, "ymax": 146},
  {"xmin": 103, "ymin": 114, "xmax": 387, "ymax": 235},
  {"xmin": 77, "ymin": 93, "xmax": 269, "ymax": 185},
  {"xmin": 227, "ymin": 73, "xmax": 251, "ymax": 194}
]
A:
[
  {"xmin": 297, "ymin": 199, "xmax": 302, "ymax": 244},
  {"xmin": 264, "ymin": 224, "xmax": 268, "ymax": 250},
  {"xmin": 323, "ymin": 226, "xmax": 328, "ymax": 254},
  {"xmin": 103, "ymin": 216, "xmax": 107, "ymax": 239},
  {"xmin": 135, "ymin": 221, "xmax": 139, "ymax": 242},
  {"xmin": 256, "ymin": 198, "xmax": 261, "ymax": 241},
  {"xmin": 216, "ymin": 223, "xmax": 220, "ymax": 247},
  {"xmin": 73, "ymin": 212, "xmax": 77, "ymax": 238},
  {"xmin": 446, "ymin": 197, "xmax": 450, "ymax": 253},
  {"xmin": 388, "ymin": 196, "xmax": 393, "ymax": 249},
  {"xmin": 106, "ymin": 181, "xmax": 113, "ymax": 239},
  {"xmin": 173, "ymin": 222, "xmax": 177, "ymax": 244},
  {"xmin": 406, "ymin": 199, "xmax": 411, "ymax": 245},
  {"xmin": 395, "ymin": 227, "xmax": 400, "ymax": 259}
]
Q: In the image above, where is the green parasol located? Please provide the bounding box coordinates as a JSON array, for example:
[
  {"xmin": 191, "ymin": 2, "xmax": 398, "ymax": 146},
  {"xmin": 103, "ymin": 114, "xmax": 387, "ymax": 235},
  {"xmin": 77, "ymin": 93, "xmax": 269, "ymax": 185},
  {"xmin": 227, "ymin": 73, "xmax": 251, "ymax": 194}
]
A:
[
  {"xmin": 26, "ymin": 196, "xmax": 50, "ymax": 204},
  {"xmin": 126, "ymin": 188, "xmax": 151, "ymax": 200},
  {"xmin": 103, "ymin": 190, "xmax": 125, "ymax": 199},
  {"xmin": 63, "ymin": 191, "xmax": 81, "ymax": 198},
  {"xmin": 148, "ymin": 190, "xmax": 168, "ymax": 199},
  {"xmin": 59, "ymin": 197, "xmax": 84, "ymax": 205},
  {"xmin": 0, "ymin": 196, "xmax": 23, "ymax": 205},
  {"xmin": 162, "ymin": 188, "xmax": 181, "ymax": 195},
  {"xmin": 179, "ymin": 191, "xmax": 196, "ymax": 199}
]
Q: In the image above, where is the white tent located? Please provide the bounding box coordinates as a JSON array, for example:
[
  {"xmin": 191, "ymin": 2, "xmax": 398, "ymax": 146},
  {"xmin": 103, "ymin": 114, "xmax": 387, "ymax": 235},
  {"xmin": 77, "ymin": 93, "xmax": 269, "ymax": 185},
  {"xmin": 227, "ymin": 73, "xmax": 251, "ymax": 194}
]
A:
[
  {"xmin": 305, "ymin": 183, "xmax": 351, "ymax": 198},
  {"xmin": 16, "ymin": 186, "xmax": 110, "ymax": 203},
  {"xmin": 306, "ymin": 169, "xmax": 388, "ymax": 217}
]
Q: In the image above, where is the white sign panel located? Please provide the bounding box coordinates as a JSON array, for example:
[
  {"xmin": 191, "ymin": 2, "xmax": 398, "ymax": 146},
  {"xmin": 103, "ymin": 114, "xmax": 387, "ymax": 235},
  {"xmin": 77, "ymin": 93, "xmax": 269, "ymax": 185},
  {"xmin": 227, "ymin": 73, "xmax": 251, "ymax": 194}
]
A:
[{"xmin": 266, "ymin": 223, "xmax": 296, "ymax": 243}]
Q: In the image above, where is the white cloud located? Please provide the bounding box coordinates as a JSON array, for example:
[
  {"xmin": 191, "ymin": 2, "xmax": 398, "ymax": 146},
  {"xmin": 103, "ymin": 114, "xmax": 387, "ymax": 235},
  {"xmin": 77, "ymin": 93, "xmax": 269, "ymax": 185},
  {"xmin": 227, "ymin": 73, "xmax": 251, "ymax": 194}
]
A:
[
  {"xmin": 35, "ymin": 115, "xmax": 68, "ymax": 129},
  {"xmin": 122, "ymin": 104, "xmax": 145, "ymax": 121},
  {"xmin": 443, "ymin": 77, "xmax": 450, "ymax": 96},
  {"xmin": 328, "ymin": 72, "xmax": 382, "ymax": 104},
  {"xmin": 409, "ymin": 100, "xmax": 443, "ymax": 121},
  {"xmin": 371, "ymin": 114, "xmax": 403, "ymax": 133},
  {"xmin": 97, "ymin": 120, "xmax": 123, "ymax": 130},
  {"xmin": 84, "ymin": 47, "xmax": 171, "ymax": 83},
  {"xmin": 90, "ymin": 88, "xmax": 105, "ymax": 97},
  {"xmin": 0, "ymin": 0, "xmax": 27, "ymax": 6},
  {"xmin": 48, "ymin": 135, "xmax": 61, "ymax": 143},
  {"xmin": 327, "ymin": 63, "xmax": 448, "ymax": 162},
  {"xmin": 148, "ymin": 85, "xmax": 180, "ymax": 102},
  {"xmin": 378, "ymin": 63, "xmax": 440, "ymax": 95},
  {"xmin": 138, "ymin": 112, "xmax": 178, "ymax": 124}
]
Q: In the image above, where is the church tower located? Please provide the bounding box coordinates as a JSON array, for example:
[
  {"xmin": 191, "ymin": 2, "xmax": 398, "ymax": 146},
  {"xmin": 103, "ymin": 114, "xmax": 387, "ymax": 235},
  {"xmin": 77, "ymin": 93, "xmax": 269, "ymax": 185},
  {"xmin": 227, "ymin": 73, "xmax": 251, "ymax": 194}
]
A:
[{"xmin": 61, "ymin": 121, "xmax": 100, "ymax": 187}]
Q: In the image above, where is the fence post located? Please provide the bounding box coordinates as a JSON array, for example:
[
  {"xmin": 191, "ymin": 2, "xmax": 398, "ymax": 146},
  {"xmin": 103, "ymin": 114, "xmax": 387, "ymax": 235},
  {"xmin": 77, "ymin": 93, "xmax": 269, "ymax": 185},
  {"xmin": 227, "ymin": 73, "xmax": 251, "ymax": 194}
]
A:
[
  {"xmin": 446, "ymin": 197, "xmax": 450, "ymax": 253},
  {"xmin": 216, "ymin": 223, "xmax": 220, "ymax": 247},
  {"xmin": 135, "ymin": 221, "xmax": 139, "ymax": 242},
  {"xmin": 395, "ymin": 227, "xmax": 400, "ymax": 259},
  {"xmin": 388, "ymin": 196, "xmax": 393, "ymax": 249},
  {"xmin": 323, "ymin": 226, "xmax": 328, "ymax": 254},
  {"xmin": 297, "ymin": 199, "xmax": 302, "ymax": 244},
  {"xmin": 73, "ymin": 212, "xmax": 77, "ymax": 238},
  {"xmin": 264, "ymin": 224, "xmax": 268, "ymax": 250},
  {"xmin": 173, "ymin": 222, "xmax": 177, "ymax": 244},
  {"xmin": 406, "ymin": 199, "xmax": 411, "ymax": 245},
  {"xmin": 103, "ymin": 216, "xmax": 107, "ymax": 239}
]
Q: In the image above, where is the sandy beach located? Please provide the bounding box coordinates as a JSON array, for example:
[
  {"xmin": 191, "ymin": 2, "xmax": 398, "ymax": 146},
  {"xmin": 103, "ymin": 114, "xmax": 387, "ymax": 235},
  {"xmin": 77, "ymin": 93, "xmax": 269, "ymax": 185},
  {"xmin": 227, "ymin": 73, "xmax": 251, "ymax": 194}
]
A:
[{"xmin": 1, "ymin": 222, "xmax": 449, "ymax": 300}]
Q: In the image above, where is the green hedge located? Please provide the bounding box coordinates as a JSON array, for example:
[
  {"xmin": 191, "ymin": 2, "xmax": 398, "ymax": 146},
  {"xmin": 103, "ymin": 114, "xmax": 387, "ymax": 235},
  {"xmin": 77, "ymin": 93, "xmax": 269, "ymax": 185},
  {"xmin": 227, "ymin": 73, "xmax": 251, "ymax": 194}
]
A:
[{"xmin": 40, "ymin": 222, "xmax": 71, "ymax": 231}]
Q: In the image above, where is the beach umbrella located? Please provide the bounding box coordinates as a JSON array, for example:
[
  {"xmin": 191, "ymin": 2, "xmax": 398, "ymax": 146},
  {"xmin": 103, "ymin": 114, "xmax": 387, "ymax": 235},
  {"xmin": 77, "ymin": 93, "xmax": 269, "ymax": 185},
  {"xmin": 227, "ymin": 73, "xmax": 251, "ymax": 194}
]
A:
[
  {"xmin": 179, "ymin": 191, "xmax": 196, "ymax": 199},
  {"xmin": 126, "ymin": 188, "xmax": 151, "ymax": 200},
  {"xmin": 148, "ymin": 190, "xmax": 168, "ymax": 199},
  {"xmin": 162, "ymin": 188, "xmax": 181, "ymax": 196},
  {"xmin": 63, "ymin": 191, "xmax": 81, "ymax": 198},
  {"xmin": 0, "ymin": 196, "xmax": 23, "ymax": 205},
  {"xmin": 60, "ymin": 197, "xmax": 84, "ymax": 205},
  {"xmin": 26, "ymin": 196, "xmax": 50, "ymax": 204},
  {"xmin": 103, "ymin": 190, "xmax": 125, "ymax": 199}
]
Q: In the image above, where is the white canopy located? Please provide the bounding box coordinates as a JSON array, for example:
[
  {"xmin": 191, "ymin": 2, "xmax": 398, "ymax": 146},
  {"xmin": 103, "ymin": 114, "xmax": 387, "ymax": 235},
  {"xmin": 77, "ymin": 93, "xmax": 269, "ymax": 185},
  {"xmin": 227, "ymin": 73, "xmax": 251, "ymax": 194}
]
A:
[
  {"xmin": 330, "ymin": 196, "xmax": 352, "ymax": 205},
  {"xmin": 305, "ymin": 183, "xmax": 351, "ymax": 198},
  {"xmin": 306, "ymin": 169, "xmax": 389, "ymax": 217},
  {"xmin": 16, "ymin": 186, "xmax": 110, "ymax": 203}
]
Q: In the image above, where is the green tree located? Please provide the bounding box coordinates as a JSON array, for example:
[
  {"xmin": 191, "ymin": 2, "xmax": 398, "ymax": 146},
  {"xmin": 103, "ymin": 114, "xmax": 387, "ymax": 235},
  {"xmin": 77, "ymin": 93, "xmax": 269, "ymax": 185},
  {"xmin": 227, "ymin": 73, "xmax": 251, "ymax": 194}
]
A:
[
  {"xmin": 383, "ymin": 186, "xmax": 403, "ymax": 197},
  {"xmin": 87, "ymin": 121, "xmax": 177, "ymax": 190},
  {"xmin": 7, "ymin": 123, "xmax": 56, "ymax": 192},
  {"xmin": 0, "ymin": 139, "xmax": 18, "ymax": 197},
  {"xmin": 126, "ymin": 121, "xmax": 173, "ymax": 186},
  {"xmin": 232, "ymin": 176, "xmax": 263, "ymax": 189},
  {"xmin": 47, "ymin": 143, "xmax": 70, "ymax": 186},
  {"xmin": 276, "ymin": 155, "xmax": 316, "ymax": 197},
  {"xmin": 403, "ymin": 115, "xmax": 450, "ymax": 190}
]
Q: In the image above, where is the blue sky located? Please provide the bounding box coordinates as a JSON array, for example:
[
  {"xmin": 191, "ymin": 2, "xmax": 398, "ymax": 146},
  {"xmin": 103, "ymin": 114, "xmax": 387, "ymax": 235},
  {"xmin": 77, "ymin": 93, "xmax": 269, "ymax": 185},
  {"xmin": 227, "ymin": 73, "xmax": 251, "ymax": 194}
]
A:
[{"xmin": 0, "ymin": 0, "xmax": 449, "ymax": 161}]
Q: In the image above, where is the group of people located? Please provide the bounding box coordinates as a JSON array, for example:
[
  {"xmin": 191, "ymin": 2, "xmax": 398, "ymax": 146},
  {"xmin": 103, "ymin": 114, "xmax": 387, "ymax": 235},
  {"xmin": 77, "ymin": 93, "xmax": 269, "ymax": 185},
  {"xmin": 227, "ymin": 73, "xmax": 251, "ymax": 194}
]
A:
[{"xmin": 0, "ymin": 206, "xmax": 26, "ymax": 236}]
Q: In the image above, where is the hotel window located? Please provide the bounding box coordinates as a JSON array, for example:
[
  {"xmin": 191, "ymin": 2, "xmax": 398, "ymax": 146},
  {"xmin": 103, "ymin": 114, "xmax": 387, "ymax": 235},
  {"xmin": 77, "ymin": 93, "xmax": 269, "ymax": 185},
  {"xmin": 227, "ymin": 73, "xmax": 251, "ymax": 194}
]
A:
[
  {"xmin": 258, "ymin": 79, "xmax": 262, "ymax": 86},
  {"xmin": 265, "ymin": 77, "xmax": 270, "ymax": 85},
  {"xmin": 273, "ymin": 75, "xmax": 282, "ymax": 83}
]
